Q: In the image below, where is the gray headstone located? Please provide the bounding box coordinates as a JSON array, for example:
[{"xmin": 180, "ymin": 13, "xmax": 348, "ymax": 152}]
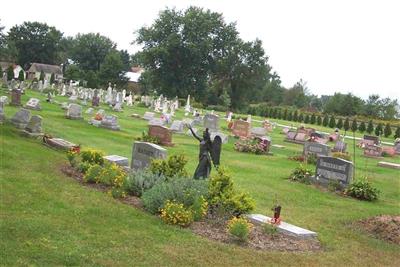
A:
[
  {"xmin": 394, "ymin": 141, "xmax": 400, "ymax": 155},
  {"xmin": 100, "ymin": 114, "xmax": 120, "ymax": 131},
  {"xmin": 149, "ymin": 118, "xmax": 165, "ymax": 126},
  {"xmin": 66, "ymin": 104, "xmax": 82, "ymax": 119},
  {"xmin": 24, "ymin": 115, "xmax": 43, "ymax": 134},
  {"xmin": 0, "ymin": 101, "xmax": 5, "ymax": 123},
  {"xmin": 313, "ymin": 156, "xmax": 354, "ymax": 188},
  {"xmin": 103, "ymin": 155, "xmax": 129, "ymax": 167},
  {"xmin": 11, "ymin": 108, "xmax": 31, "ymax": 128},
  {"xmin": 303, "ymin": 141, "xmax": 330, "ymax": 157},
  {"xmin": 170, "ymin": 120, "xmax": 184, "ymax": 133},
  {"xmin": 143, "ymin": 112, "xmax": 155, "ymax": 121},
  {"xmin": 286, "ymin": 131, "xmax": 296, "ymax": 140},
  {"xmin": 332, "ymin": 141, "xmax": 347, "ymax": 153},
  {"xmin": 251, "ymin": 127, "xmax": 267, "ymax": 137},
  {"xmin": 363, "ymin": 135, "xmax": 380, "ymax": 145},
  {"xmin": 113, "ymin": 102, "xmax": 123, "ymax": 112},
  {"xmin": 25, "ymin": 98, "xmax": 41, "ymax": 110},
  {"xmin": 203, "ymin": 114, "xmax": 219, "ymax": 131},
  {"xmin": 85, "ymin": 108, "xmax": 94, "ymax": 114},
  {"xmin": 131, "ymin": 141, "xmax": 167, "ymax": 170}
]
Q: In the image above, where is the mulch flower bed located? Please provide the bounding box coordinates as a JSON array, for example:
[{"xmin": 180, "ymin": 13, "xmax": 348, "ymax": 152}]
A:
[
  {"xmin": 355, "ymin": 215, "xmax": 400, "ymax": 245},
  {"xmin": 61, "ymin": 164, "xmax": 322, "ymax": 252}
]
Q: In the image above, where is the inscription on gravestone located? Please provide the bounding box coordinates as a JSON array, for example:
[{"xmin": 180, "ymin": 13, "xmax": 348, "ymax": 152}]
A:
[
  {"xmin": 203, "ymin": 114, "xmax": 219, "ymax": 131},
  {"xmin": 363, "ymin": 135, "xmax": 379, "ymax": 145},
  {"xmin": 131, "ymin": 141, "xmax": 167, "ymax": 170},
  {"xmin": 303, "ymin": 141, "xmax": 330, "ymax": 157},
  {"xmin": 232, "ymin": 120, "xmax": 250, "ymax": 138},
  {"xmin": 314, "ymin": 156, "xmax": 354, "ymax": 187},
  {"xmin": 364, "ymin": 144, "xmax": 383, "ymax": 158}
]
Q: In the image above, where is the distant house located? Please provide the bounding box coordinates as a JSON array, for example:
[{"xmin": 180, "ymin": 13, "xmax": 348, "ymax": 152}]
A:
[
  {"xmin": 125, "ymin": 66, "xmax": 144, "ymax": 93},
  {"xmin": 27, "ymin": 63, "xmax": 63, "ymax": 81},
  {"xmin": 0, "ymin": 62, "xmax": 25, "ymax": 79}
]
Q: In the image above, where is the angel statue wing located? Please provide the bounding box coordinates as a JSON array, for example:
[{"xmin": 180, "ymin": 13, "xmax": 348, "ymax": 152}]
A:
[{"xmin": 210, "ymin": 135, "xmax": 222, "ymax": 167}]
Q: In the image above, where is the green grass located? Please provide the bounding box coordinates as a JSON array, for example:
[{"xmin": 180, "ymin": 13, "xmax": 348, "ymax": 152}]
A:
[{"xmin": 1, "ymin": 89, "xmax": 399, "ymax": 266}]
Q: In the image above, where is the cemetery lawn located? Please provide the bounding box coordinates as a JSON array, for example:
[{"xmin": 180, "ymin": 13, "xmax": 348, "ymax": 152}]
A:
[{"xmin": 1, "ymin": 90, "xmax": 399, "ymax": 266}]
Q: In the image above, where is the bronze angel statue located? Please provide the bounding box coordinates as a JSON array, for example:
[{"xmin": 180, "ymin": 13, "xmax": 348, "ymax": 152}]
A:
[{"xmin": 187, "ymin": 125, "xmax": 222, "ymax": 179}]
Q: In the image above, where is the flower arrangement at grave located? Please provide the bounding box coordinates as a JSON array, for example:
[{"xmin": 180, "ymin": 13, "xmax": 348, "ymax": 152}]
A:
[{"xmin": 234, "ymin": 138, "xmax": 269, "ymax": 155}]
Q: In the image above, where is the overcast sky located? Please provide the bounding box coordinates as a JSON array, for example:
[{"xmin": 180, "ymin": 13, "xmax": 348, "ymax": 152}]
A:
[{"xmin": 1, "ymin": 0, "xmax": 399, "ymax": 100}]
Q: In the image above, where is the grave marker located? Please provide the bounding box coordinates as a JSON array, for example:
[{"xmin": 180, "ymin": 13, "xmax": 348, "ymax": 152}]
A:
[
  {"xmin": 203, "ymin": 114, "xmax": 219, "ymax": 131},
  {"xmin": 131, "ymin": 141, "xmax": 167, "ymax": 170},
  {"xmin": 313, "ymin": 156, "xmax": 354, "ymax": 188},
  {"xmin": 148, "ymin": 125, "xmax": 173, "ymax": 146},
  {"xmin": 303, "ymin": 141, "xmax": 330, "ymax": 157},
  {"xmin": 232, "ymin": 120, "xmax": 250, "ymax": 138},
  {"xmin": 11, "ymin": 108, "xmax": 31, "ymax": 128},
  {"xmin": 66, "ymin": 104, "xmax": 82, "ymax": 120},
  {"xmin": 25, "ymin": 98, "xmax": 41, "ymax": 110}
]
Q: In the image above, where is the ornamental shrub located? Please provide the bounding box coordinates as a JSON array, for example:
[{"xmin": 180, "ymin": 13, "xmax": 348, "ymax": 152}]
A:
[
  {"xmin": 351, "ymin": 119, "xmax": 358, "ymax": 132},
  {"xmin": 343, "ymin": 118, "xmax": 350, "ymax": 131},
  {"xmin": 383, "ymin": 123, "xmax": 392, "ymax": 137},
  {"xmin": 18, "ymin": 70, "xmax": 25, "ymax": 81},
  {"xmin": 332, "ymin": 152, "xmax": 351, "ymax": 161},
  {"xmin": 310, "ymin": 114, "xmax": 316, "ymax": 124},
  {"xmin": 322, "ymin": 115, "xmax": 329, "ymax": 127},
  {"xmin": 359, "ymin": 121, "xmax": 366, "ymax": 133},
  {"xmin": 394, "ymin": 126, "xmax": 400, "ymax": 139},
  {"xmin": 316, "ymin": 116, "xmax": 322, "ymax": 125},
  {"xmin": 289, "ymin": 164, "xmax": 313, "ymax": 184},
  {"xmin": 336, "ymin": 118, "xmax": 343, "ymax": 129},
  {"xmin": 124, "ymin": 170, "xmax": 166, "ymax": 196},
  {"xmin": 84, "ymin": 164, "xmax": 102, "ymax": 183},
  {"xmin": 329, "ymin": 115, "xmax": 336, "ymax": 128},
  {"xmin": 77, "ymin": 161, "xmax": 92, "ymax": 174},
  {"xmin": 149, "ymin": 154, "xmax": 188, "ymax": 179},
  {"xmin": 227, "ymin": 217, "xmax": 253, "ymax": 242},
  {"xmin": 375, "ymin": 123, "xmax": 383, "ymax": 136},
  {"xmin": 366, "ymin": 120, "xmax": 374, "ymax": 134},
  {"xmin": 97, "ymin": 163, "xmax": 126, "ymax": 186},
  {"xmin": 7, "ymin": 66, "xmax": 13, "ymax": 81},
  {"xmin": 66, "ymin": 150, "xmax": 79, "ymax": 167},
  {"xmin": 136, "ymin": 131, "xmax": 161, "ymax": 145},
  {"xmin": 191, "ymin": 196, "xmax": 208, "ymax": 221},
  {"xmin": 160, "ymin": 200, "xmax": 194, "ymax": 227},
  {"xmin": 345, "ymin": 178, "xmax": 380, "ymax": 201},
  {"xmin": 80, "ymin": 149, "xmax": 104, "ymax": 165}
]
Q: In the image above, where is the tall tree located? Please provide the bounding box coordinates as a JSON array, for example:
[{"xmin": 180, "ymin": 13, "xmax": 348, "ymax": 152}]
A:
[
  {"xmin": 366, "ymin": 120, "xmax": 374, "ymax": 134},
  {"xmin": 7, "ymin": 22, "xmax": 64, "ymax": 67},
  {"xmin": 98, "ymin": 51, "xmax": 128, "ymax": 87},
  {"xmin": 322, "ymin": 115, "xmax": 329, "ymax": 127},
  {"xmin": 343, "ymin": 118, "xmax": 350, "ymax": 131},
  {"xmin": 383, "ymin": 123, "xmax": 392, "ymax": 138},
  {"xmin": 351, "ymin": 119, "xmax": 358, "ymax": 132},
  {"xmin": 359, "ymin": 121, "xmax": 366, "ymax": 133},
  {"xmin": 336, "ymin": 118, "xmax": 343, "ymax": 129},
  {"xmin": 374, "ymin": 123, "xmax": 383, "ymax": 136},
  {"xmin": 328, "ymin": 115, "xmax": 336, "ymax": 128}
]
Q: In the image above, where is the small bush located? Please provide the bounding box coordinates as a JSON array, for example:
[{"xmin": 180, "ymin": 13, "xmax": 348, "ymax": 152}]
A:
[
  {"xmin": 97, "ymin": 163, "xmax": 126, "ymax": 186},
  {"xmin": 332, "ymin": 152, "xmax": 351, "ymax": 161},
  {"xmin": 305, "ymin": 153, "xmax": 317, "ymax": 165},
  {"xmin": 80, "ymin": 149, "xmax": 104, "ymax": 165},
  {"xmin": 124, "ymin": 170, "xmax": 166, "ymax": 196},
  {"xmin": 346, "ymin": 178, "xmax": 380, "ymax": 201},
  {"xmin": 328, "ymin": 180, "xmax": 343, "ymax": 192},
  {"xmin": 263, "ymin": 223, "xmax": 278, "ymax": 236},
  {"xmin": 136, "ymin": 131, "xmax": 161, "ymax": 145},
  {"xmin": 289, "ymin": 164, "xmax": 313, "ymax": 184},
  {"xmin": 160, "ymin": 200, "xmax": 194, "ymax": 227},
  {"xmin": 66, "ymin": 150, "xmax": 79, "ymax": 167},
  {"xmin": 227, "ymin": 217, "xmax": 253, "ymax": 242},
  {"xmin": 142, "ymin": 178, "xmax": 208, "ymax": 214},
  {"xmin": 84, "ymin": 164, "xmax": 102, "ymax": 183},
  {"xmin": 77, "ymin": 162, "xmax": 92, "ymax": 174},
  {"xmin": 109, "ymin": 187, "xmax": 127, "ymax": 199},
  {"xmin": 191, "ymin": 196, "xmax": 208, "ymax": 221},
  {"xmin": 149, "ymin": 154, "xmax": 188, "ymax": 179}
]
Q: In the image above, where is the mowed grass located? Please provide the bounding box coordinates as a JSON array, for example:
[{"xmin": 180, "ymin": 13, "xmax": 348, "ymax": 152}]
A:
[{"xmin": 1, "ymin": 89, "xmax": 399, "ymax": 266}]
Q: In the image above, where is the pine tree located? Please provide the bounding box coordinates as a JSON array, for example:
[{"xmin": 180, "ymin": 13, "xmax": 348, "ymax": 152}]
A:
[
  {"xmin": 277, "ymin": 109, "xmax": 282, "ymax": 119},
  {"xmin": 383, "ymin": 123, "xmax": 392, "ymax": 137},
  {"xmin": 359, "ymin": 121, "xmax": 366, "ymax": 133},
  {"xmin": 50, "ymin": 73, "xmax": 55, "ymax": 84},
  {"xmin": 298, "ymin": 113, "xmax": 304, "ymax": 122},
  {"xmin": 394, "ymin": 126, "xmax": 400, "ymax": 139},
  {"xmin": 343, "ymin": 118, "xmax": 350, "ymax": 131},
  {"xmin": 39, "ymin": 70, "xmax": 45, "ymax": 81},
  {"xmin": 293, "ymin": 110, "xmax": 298, "ymax": 121},
  {"xmin": 282, "ymin": 109, "xmax": 288, "ymax": 120},
  {"xmin": 374, "ymin": 123, "xmax": 383, "ymax": 136},
  {"xmin": 317, "ymin": 116, "xmax": 322, "ymax": 125},
  {"xmin": 7, "ymin": 66, "xmax": 14, "ymax": 81},
  {"xmin": 265, "ymin": 108, "xmax": 269, "ymax": 118},
  {"xmin": 18, "ymin": 70, "xmax": 25, "ymax": 81},
  {"xmin": 310, "ymin": 114, "xmax": 316, "ymax": 124},
  {"xmin": 336, "ymin": 118, "xmax": 343, "ymax": 129},
  {"xmin": 351, "ymin": 119, "xmax": 358, "ymax": 132},
  {"xmin": 322, "ymin": 115, "xmax": 329, "ymax": 127},
  {"xmin": 328, "ymin": 115, "xmax": 336, "ymax": 128},
  {"xmin": 366, "ymin": 120, "xmax": 374, "ymax": 134},
  {"xmin": 304, "ymin": 114, "xmax": 310, "ymax": 124},
  {"xmin": 287, "ymin": 112, "xmax": 293, "ymax": 121}
]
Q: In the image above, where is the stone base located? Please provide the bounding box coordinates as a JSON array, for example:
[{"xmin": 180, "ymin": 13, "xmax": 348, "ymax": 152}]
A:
[
  {"xmin": 66, "ymin": 116, "xmax": 83, "ymax": 120},
  {"xmin": 44, "ymin": 137, "xmax": 77, "ymax": 150},
  {"xmin": 103, "ymin": 155, "xmax": 129, "ymax": 167},
  {"xmin": 11, "ymin": 121, "xmax": 27, "ymax": 129},
  {"xmin": 89, "ymin": 119, "xmax": 102, "ymax": 127},
  {"xmin": 272, "ymin": 144, "xmax": 286, "ymax": 149},
  {"xmin": 247, "ymin": 214, "xmax": 317, "ymax": 239},
  {"xmin": 378, "ymin": 161, "xmax": 400, "ymax": 169},
  {"xmin": 20, "ymin": 130, "xmax": 43, "ymax": 138},
  {"xmin": 100, "ymin": 124, "xmax": 120, "ymax": 131},
  {"xmin": 25, "ymin": 106, "xmax": 41, "ymax": 111}
]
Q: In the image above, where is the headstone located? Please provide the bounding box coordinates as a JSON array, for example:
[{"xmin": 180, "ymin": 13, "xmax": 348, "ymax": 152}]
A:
[
  {"xmin": 210, "ymin": 132, "xmax": 229, "ymax": 144},
  {"xmin": 251, "ymin": 127, "xmax": 267, "ymax": 137},
  {"xmin": 0, "ymin": 101, "xmax": 5, "ymax": 123},
  {"xmin": 61, "ymin": 102, "xmax": 69, "ymax": 110},
  {"xmin": 69, "ymin": 95, "xmax": 78, "ymax": 102},
  {"xmin": 44, "ymin": 137, "xmax": 77, "ymax": 150},
  {"xmin": 364, "ymin": 144, "xmax": 383, "ymax": 158},
  {"xmin": 66, "ymin": 104, "xmax": 83, "ymax": 120},
  {"xmin": 203, "ymin": 114, "xmax": 219, "ymax": 131},
  {"xmin": 378, "ymin": 161, "xmax": 400, "ymax": 170},
  {"xmin": 143, "ymin": 112, "xmax": 155, "ymax": 121},
  {"xmin": 295, "ymin": 132, "xmax": 307, "ymax": 142},
  {"xmin": 25, "ymin": 98, "xmax": 41, "ymax": 110},
  {"xmin": 22, "ymin": 115, "xmax": 43, "ymax": 137},
  {"xmin": 363, "ymin": 135, "xmax": 380, "ymax": 145},
  {"xmin": 148, "ymin": 125, "xmax": 173, "ymax": 146},
  {"xmin": 11, "ymin": 108, "xmax": 31, "ymax": 128},
  {"xmin": 382, "ymin": 146, "xmax": 396, "ymax": 157},
  {"xmin": 332, "ymin": 141, "xmax": 347, "ymax": 153},
  {"xmin": 103, "ymin": 155, "xmax": 129, "ymax": 167},
  {"xmin": 149, "ymin": 118, "xmax": 165, "ymax": 126},
  {"xmin": 0, "ymin": 96, "xmax": 9, "ymax": 104},
  {"xmin": 286, "ymin": 131, "xmax": 297, "ymax": 140},
  {"xmin": 100, "ymin": 114, "xmax": 120, "ymax": 130},
  {"xmin": 10, "ymin": 88, "xmax": 22, "ymax": 106},
  {"xmin": 85, "ymin": 108, "xmax": 94, "ymax": 114},
  {"xmin": 282, "ymin": 127, "xmax": 290, "ymax": 134},
  {"xmin": 394, "ymin": 141, "xmax": 400, "ymax": 155},
  {"xmin": 92, "ymin": 95, "xmax": 100, "ymax": 107},
  {"xmin": 232, "ymin": 120, "xmax": 251, "ymax": 138},
  {"xmin": 131, "ymin": 141, "xmax": 167, "ymax": 170},
  {"xmin": 303, "ymin": 141, "xmax": 330, "ymax": 157},
  {"xmin": 313, "ymin": 156, "xmax": 354, "ymax": 188},
  {"xmin": 170, "ymin": 120, "xmax": 184, "ymax": 133},
  {"xmin": 113, "ymin": 102, "xmax": 123, "ymax": 112}
]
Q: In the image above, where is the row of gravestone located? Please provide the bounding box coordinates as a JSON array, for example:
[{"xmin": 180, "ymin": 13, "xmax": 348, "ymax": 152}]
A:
[{"xmin": 8, "ymin": 108, "xmax": 43, "ymax": 136}]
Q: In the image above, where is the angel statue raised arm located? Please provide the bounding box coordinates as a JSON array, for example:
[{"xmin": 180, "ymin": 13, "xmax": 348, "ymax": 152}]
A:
[{"xmin": 187, "ymin": 124, "xmax": 222, "ymax": 179}]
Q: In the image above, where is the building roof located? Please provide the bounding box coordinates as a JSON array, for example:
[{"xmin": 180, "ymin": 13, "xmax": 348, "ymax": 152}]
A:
[
  {"xmin": 125, "ymin": 71, "xmax": 142, "ymax": 83},
  {"xmin": 0, "ymin": 62, "xmax": 16, "ymax": 71},
  {"xmin": 131, "ymin": 66, "xmax": 144, "ymax": 73},
  {"xmin": 28, "ymin": 63, "xmax": 63, "ymax": 75}
]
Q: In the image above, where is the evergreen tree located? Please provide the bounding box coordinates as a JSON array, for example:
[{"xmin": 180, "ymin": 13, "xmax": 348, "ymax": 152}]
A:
[
  {"xmin": 298, "ymin": 113, "xmax": 304, "ymax": 122},
  {"xmin": 322, "ymin": 115, "xmax": 329, "ymax": 127},
  {"xmin": 277, "ymin": 109, "xmax": 282, "ymax": 119},
  {"xmin": 282, "ymin": 109, "xmax": 288, "ymax": 120},
  {"xmin": 366, "ymin": 120, "xmax": 374, "ymax": 134},
  {"xmin": 265, "ymin": 108, "xmax": 269, "ymax": 118},
  {"xmin": 50, "ymin": 73, "xmax": 55, "ymax": 84},
  {"xmin": 336, "ymin": 118, "xmax": 343, "ymax": 129},
  {"xmin": 310, "ymin": 114, "xmax": 316, "ymax": 124},
  {"xmin": 359, "ymin": 121, "xmax": 366, "ymax": 133},
  {"xmin": 39, "ymin": 70, "xmax": 45, "ymax": 81},
  {"xmin": 293, "ymin": 110, "xmax": 298, "ymax": 121},
  {"xmin": 7, "ymin": 66, "xmax": 14, "ymax": 81},
  {"xmin": 383, "ymin": 123, "xmax": 392, "ymax": 137},
  {"xmin": 343, "ymin": 118, "xmax": 350, "ymax": 131},
  {"xmin": 287, "ymin": 111, "xmax": 293, "ymax": 121},
  {"xmin": 304, "ymin": 114, "xmax": 310, "ymax": 124},
  {"xmin": 374, "ymin": 123, "xmax": 383, "ymax": 136},
  {"xmin": 18, "ymin": 70, "xmax": 24, "ymax": 81},
  {"xmin": 273, "ymin": 108, "xmax": 278, "ymax": 118},
  {"xmin": 351, "ymin": 119, "xmax": 358, "ymax": 132},
  {"xmin": 316, "ymin": 116, "xmax": 322, "ymax": 125},
  {"xmin": 328, "ymin": 115, "xmax": 336, "ymax": 128},
  {"xmin": 394, "ymin": 126, "xmax": 400, "ymax": 139}
]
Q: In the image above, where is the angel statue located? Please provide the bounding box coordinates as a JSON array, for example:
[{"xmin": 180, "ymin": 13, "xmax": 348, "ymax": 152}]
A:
[{"xmin": 187, "ymin": 125, "xmax": 222, "ymax": 179}]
